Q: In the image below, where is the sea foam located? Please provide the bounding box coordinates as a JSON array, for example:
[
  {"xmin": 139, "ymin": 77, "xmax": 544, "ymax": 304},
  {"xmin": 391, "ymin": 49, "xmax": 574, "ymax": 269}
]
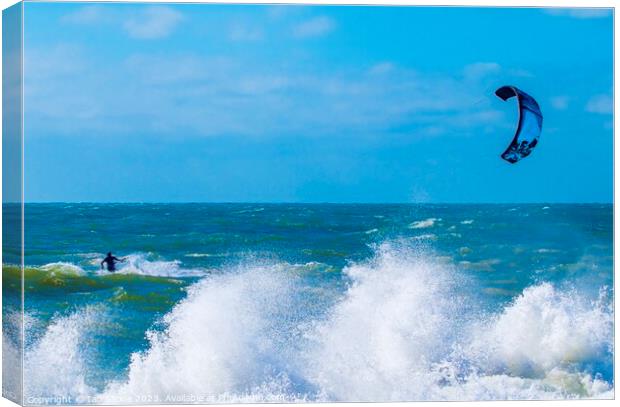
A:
[
  {"xmin": 38, "ymin": 253, "xmax": 207, "ymax": 278},
  {"xmin": 24, "ymin": 307, "xmax": 104, "ymax": 403},
  {"xmin": 23, "ymin": 243, "xmax": 614, "ymax": 403},
  {"xmin": 102, "ymin": 262, "xmax": 307, "ymax": 403},
  {"xmin": 115, "ymin": 254, "xmax": 206, "ymax": 277},
  {"xmin": 408, "ymin": 218, "xmax": 440, "ymax": 229}
]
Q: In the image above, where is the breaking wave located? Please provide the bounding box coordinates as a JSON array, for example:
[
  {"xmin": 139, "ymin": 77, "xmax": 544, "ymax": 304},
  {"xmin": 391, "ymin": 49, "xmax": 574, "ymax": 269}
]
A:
[
  {"xmin": 9, "ymin": 253, "xmax": 208, "ymax": 281},
  {"xmin": 112, "ymin": 254, "xmax": 207, "ymax": 277},
  {"xmin": 25, "ymin": 307, "xmax": 104, "ymax": 401},
  {"xmin": 408, "ymin": 218, "xmax": 440, "ymax": 229},
  {"xmin": 21, "ymin": 243, "xmax": 614, "ymax": 403}
]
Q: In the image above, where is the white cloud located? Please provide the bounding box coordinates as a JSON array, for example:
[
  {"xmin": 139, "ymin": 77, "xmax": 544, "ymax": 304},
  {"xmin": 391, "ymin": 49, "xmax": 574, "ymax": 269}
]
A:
[
  {"xmin": 544, "ymin": 8, "xmax": 612, "ymax": 19},
  {"xmin": 62, "ymin": 5, "xmax": 184, "ymax": 40},
  {"xmin": 508, "ymin": 68, "xmax": 534, "ymax": 78},
  {"xmin": 25, "ymin": 47, "xmax": 509, "ymax": 139},
  {"xmin": 550, "ymin": 96, "xmax": 570, "ymax": 110},
  {"xmin": 124, "ymin": 53, "xmax": 215, "ymax": 83},
  {"xmin": 463, "ymin": 62, "xmax": 501, "ymax": 81},
  {"xmin": 267, "ymin": 5, "xmax": 298, "ymax": 20},
  {"xmin": 293, "ymin": 16, "xmax": 335, "ymax": 38},
  {"xmin": 61, "ymin": 5, "xmax": 106, "ymax": 24},
  {"xmin": 368, "ymin": 62, "xmax": 395, "ymax": 75},
  {"xmin": 25, "ymin": 45, "xmax": 102, "ymax": 124},
  {"xmin": 25, "ymin": 44, "xmax": 87, "ymax": 81},
  {"xmin": 586, "ymin": 94, "xmax": 613, "ymax": 114},
  {"xmin": 229, "ymin": 24, "xmax": 264, "ymax": 42},
  {"xmin": 123, "ymin": 6, "xmax": 183, "ymax": 39}
]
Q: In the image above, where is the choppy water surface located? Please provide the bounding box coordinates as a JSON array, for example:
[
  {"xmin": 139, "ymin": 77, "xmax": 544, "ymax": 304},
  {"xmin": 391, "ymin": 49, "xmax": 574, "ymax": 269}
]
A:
[{"xmin": 2, "ymin": 203, "xmax": 614, "ymax": 403}]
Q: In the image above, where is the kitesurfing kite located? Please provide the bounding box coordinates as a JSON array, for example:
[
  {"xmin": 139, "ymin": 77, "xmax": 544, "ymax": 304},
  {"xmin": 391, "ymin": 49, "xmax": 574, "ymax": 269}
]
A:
[{"xmin": 495, "ymin": 86, "xmax": 543, "ymax": 164}]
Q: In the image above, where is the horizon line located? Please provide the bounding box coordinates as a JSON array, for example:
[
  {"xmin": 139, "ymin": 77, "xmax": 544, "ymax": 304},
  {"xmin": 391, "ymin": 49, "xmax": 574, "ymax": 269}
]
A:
[{"xmin": 4, "ymin": 201, "xmax": 614, "ymax": 205}]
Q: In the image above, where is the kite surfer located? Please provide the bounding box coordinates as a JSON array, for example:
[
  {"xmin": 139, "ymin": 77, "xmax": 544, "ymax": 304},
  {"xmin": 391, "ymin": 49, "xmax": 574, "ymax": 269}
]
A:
[{"xmin": 101, "ymin": 252, "xmax": 126, "ymax": 272}]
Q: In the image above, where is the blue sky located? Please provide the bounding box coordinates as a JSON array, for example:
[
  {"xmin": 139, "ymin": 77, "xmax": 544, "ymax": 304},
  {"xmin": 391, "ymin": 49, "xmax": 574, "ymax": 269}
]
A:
[{"xmin": 22, "ymin": 3, "xmax": 613, "ymax": 203}]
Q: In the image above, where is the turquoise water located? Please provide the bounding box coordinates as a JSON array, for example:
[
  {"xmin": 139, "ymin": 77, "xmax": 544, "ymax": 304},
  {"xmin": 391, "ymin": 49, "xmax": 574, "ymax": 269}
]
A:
[{"xmin": 3, "ymin": 203, "xmax": 614, "ymax": 403}]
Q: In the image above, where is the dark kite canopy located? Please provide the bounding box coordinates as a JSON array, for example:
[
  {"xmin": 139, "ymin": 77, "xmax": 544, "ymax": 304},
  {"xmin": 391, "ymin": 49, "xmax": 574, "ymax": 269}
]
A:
[{"xmin": 495, "ymin": 86, "xmax": 543, "ymax": 164}]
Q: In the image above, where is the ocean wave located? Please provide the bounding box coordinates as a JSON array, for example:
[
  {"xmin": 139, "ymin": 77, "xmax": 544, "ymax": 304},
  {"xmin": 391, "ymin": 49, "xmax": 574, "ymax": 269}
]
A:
[
  {"xmin": 459, "ymin": 258, "xmax": 502, "ymax": 272},
  {"xmin": 233, "ymin": 207, "xmax": 265, "ymax": 214},
  {"xmin": 28, "ymin": 254, "xmax": 207, "ymax": 279},
  {"xmin": 40, "ymin": 262, "xmax": 86, "ymax": 276},
  {"xmin": 408, "ymin": 218, "xmax": 440, "ymax": 229},
  {"xmin": 113, "ymin": 254, "xmax": 207, "ymax": 277},
  {"xmin": 412, "ymin": 233, "xmax": 437, "ymax": 241},
  {"xmin": 184, "ymin": 252, "xmax": 232, "ymax": 258},
  {"xmin": 100, "ymin": 262, "xmax": 313, "ymax": 403},
  {"xmin": 24, "ymin": 307, "xmax": 105, "ymax": 402},
  {"xmin": 2, "ymin": 311, "xmax": 23, "ymax": 402},
  {"xmin": 2, "ymin": 331, "xmax": 22, "ymax": 402},
  {"xmin": 20, "ymin": 243, "xmax": 614, "ymax": 403},
  {"xmin": 184, "ymin": 253, "xmax": 213, "ymax": 258},
  {"xmin": 467, "ymin": 284, "xmax": 613, "ymax": 379},
  {"xmin": 3, "ymin": 255, "xmax": 205, "ymax": 298},
  {"xmin": 536, "ymin": 248, "xmax": 561, "ymax": 253}
]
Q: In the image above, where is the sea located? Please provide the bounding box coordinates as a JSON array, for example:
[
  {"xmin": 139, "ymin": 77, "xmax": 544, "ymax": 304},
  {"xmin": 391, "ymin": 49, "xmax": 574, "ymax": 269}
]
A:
[{"xmin": 2, "ymin": 203, "xmax": 614, "ymax": 403}]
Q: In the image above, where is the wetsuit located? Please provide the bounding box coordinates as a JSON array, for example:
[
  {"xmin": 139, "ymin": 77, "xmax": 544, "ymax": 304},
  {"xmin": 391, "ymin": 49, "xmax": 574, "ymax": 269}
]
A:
[{"xmin": 101, "ymin": 255, "xmax": 123, "ymax": 272}]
